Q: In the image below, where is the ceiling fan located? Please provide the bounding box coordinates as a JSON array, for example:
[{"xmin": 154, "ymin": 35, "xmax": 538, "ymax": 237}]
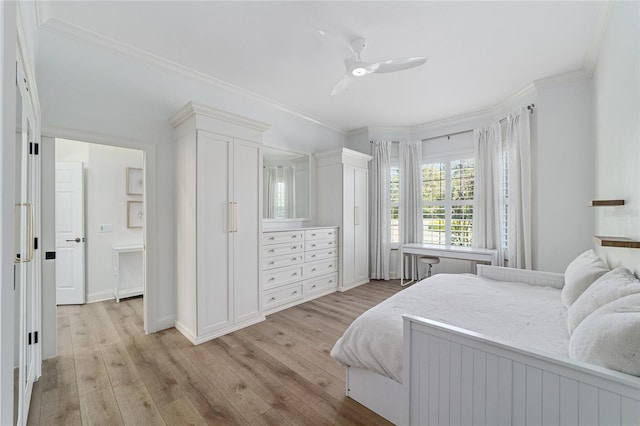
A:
[{"xmin": 330, "ymin": 37, "xmax": 427, "ymax": 95}]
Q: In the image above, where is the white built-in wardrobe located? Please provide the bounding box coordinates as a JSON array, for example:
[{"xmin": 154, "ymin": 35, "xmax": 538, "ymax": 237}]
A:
[
  {"xmin": 172, "ymin": 102, "xmax": 270, "ymax": 344},
  {"xmin": 315, "ymin": 148, "xmax": 372, "ymax": 291}
]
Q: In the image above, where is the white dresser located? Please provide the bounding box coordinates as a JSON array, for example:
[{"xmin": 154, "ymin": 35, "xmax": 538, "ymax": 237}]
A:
[{"xmin": 262, "ymin": 226, "xmax": 339, "ymax": 314}]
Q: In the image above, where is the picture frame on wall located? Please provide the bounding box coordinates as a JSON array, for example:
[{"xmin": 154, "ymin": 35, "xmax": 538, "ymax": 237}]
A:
[
  {"xmin": 126, "ymin": 167, "xmax": 143, "ymax": 195},
  {"xmin": 127, "ymin": 201, "xmax": 144, "ymax": 228}
]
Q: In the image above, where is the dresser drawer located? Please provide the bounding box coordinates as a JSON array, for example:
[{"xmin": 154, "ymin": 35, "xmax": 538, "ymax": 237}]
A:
[
  {"xmin": 264, "ymin": 283, "xmax": 303, "ymax": 310},
  {"xmin": 263, "ymin": 254, "xmax": 303, "ymax": 270},
  {"xmin": 264, "ymin": 266, "xmax": 302, "ymax": 290},
  {"xmin": 303, "ymin": 259, "xmax": 337, "ymax": 278},
  {"xmin": 263, "ymin": 231, "xmax": 304, "ymax": 246},
  {"xmin": 303, "ymin": 273, "xmax": 338, "ymax": 295},
  {"xmin": 305, "ymin": 228, "xmax": 338, "ymax": 241},
  {"xmin": 304, "ymin": 247, "xmax": 338, "ymax": 263},
  {"xmin": 305, "ymin": 239, "xmax": 336, "ymax": 251},
  {"xmin": 263, "ymin": 242, "xmax": 304, "ymax": 258}
]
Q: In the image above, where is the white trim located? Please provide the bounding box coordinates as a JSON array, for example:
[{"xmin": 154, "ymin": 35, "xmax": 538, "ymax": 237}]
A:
[
  {"xmin": 155, "ymin": 314, "xmax": 176, "ymax": 332},
  {"xmin": 533, "ymin": 69, "xmax": 592, "ymax": 90},
  {"xmin": 175, "ymin": 315, "xmax": 266, "ymax": 345},
  {"xmin": 86, "ymin": 290, "xmax": 115, "ymax": 304},
  {"xmin": 170, "ymin": 101, "xmax": 270, "ymax": 132},
  {"xmin": 338, "ymin": 279, "xmax": 369, "ymax": 292},
  {"xmin": 41, "ymin": 126, "xmax": 159, "ymax": 334},
  {"xmin": 37, "ymin": 15, "xmax": 347, "ymax": 134},
  {"xmin": 16, "ymin": 5, "xmax": 41, "ymax": 117}
]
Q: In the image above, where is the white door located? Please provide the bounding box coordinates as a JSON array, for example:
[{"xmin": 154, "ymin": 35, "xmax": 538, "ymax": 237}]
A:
[{"xmin": 55, "ymin": 162, "xmax": 85, "ymax": 305}]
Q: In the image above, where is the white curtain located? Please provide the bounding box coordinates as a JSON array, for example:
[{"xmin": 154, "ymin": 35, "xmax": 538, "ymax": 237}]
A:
[
  {"xmin": 369, "ymin": 141, "xmax": 391, "ymax": 280},
  {"xmin": 505, "ymin": 108, "xmax": 532, "ymax": 269},
  {"xmin": 263, "ymin": 165, "xmax": 294, "ymax": 218},
  {"xmin": 263, "ymin": 166, "xmax": 276, "ymax": 218},
  {"xmin": 399, "ymin": 140, "xmax": 423, "ymax": 279},
  {"xmin": 472, "ymin": 123, "xmax": 505, "ymax": 266}
]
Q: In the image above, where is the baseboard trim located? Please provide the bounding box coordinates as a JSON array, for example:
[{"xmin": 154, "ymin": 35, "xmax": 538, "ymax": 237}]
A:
[
  {"xmin": 339, "ymin": 279, "xmax": 369, "ymax": 292},
  {"xmin": 155, "ymin": 315, "xmax": 176, "ymax": 331},
  {"xmin": 86, "ymin": 290, "xmax": 115, "ymax": 304},
  {"xmin": 175, "ymin": 316, "xmax": 266, "ymax": 345}
]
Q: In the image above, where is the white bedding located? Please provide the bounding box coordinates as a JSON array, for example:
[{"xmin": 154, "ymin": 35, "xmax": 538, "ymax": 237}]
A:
[{"xmin": 330, "ymin": 273, "xmax": 569, "ymax": 383}]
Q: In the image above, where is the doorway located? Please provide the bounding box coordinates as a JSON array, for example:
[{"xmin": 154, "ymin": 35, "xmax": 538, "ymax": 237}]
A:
[{"xmin": 54, "ymin": 139, "xmax": 145, "ymax": 312}]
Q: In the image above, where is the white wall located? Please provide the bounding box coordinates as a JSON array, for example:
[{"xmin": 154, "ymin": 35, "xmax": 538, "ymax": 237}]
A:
[
  {"xmin": 0, "ymin": 2, "xmax": 18, "ymax": 423},
  {"xmin": 36, "ymin": 27, "xmax": 346, "ymax": 330},
  {"xmin": 534, "ymin": 78, "xmax": 595, "ymax": 272},
  {"xmin": 56, "ymin": 139, "xmax": 144, "ymax": 302},
  {"xmin": 593, "ymin": 1, "xmax": 640, "ymax": 275}
]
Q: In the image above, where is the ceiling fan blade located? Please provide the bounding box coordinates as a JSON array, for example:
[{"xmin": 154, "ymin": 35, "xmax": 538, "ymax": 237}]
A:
[
  {"xmin": 331, "ymin": 74, "xmax": 356, "ymax": 96},
  {"xmin": 371, "ymin": 57, "xmax": 427, "ymax": 74}
]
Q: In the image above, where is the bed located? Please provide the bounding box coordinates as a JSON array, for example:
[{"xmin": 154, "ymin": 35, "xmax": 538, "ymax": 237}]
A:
[{"xmin": 331, "ymin": 258, "xmax": 640, "ymax": 425}]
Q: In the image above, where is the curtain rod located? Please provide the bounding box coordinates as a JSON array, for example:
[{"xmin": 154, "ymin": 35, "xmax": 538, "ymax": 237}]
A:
[{"xmin": 369, "ymin": 104, "xmax": 535, "ymax": 144}]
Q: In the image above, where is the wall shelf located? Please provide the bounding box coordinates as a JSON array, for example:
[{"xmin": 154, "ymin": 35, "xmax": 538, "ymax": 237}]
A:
[
  {"xmin": 589, "ymin": 200, "xmax": 625, "ymax": 207},
  {"xmin": 593, "ymin": 236, "xmax": 640, "ymax": 249}
]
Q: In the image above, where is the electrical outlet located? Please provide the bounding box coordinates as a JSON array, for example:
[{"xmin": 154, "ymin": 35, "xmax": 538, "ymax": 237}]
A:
[{"xmin": 99, "ymin": 224, "xmax": 113, "ymax": 233}]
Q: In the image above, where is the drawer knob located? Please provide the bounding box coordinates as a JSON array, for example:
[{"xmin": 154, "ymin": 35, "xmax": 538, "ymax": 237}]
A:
[
  {"xmin": 269, "ymin": 297, "xmax": 276, "ymax": 301},
  {"xmin": 269, "ymin": 249, "xmax": 275, "ymax": 253},
  {"xmin": 312, "ymin": 284, "xmax": 316, "ymax": 289},
  {"xmin": 292, "ymin": 290, "xmax": 298, "ymax": 295},
  {"xmin": 328, "ymin": 242, "xmax": 333, "ymax": 245},
  {"xmin": 311, "ymin": 254, "xmax": 316, "ymax": 258},
  {"xmin": 311, "ymin": 268, "xmax": 316, "ymax": 272},
  {"xmin": 329, "ymin": 280, "xmax": 333, "ymax": 283},
  {"xmin": 328, "ymin": 265, "xmax": 333, "ymax": 268},
  {"xmin": 292, "ymin": 246, "xmax": 297, "ymax": 249},
  {"xmin": 291, "ymin": 257, "xmax": 297, "ymax": 261},
  {"xmin": 311, "ymin": 233, "xmax": 316, "ymax": 237},
  {"xmin": 311, "ymin": 244, "xmax": 316, "ymax": 247},
  {"xmin": 292, "ymin": 235, "xmax": 297, "ymax": 239},
  {"xmin": 291, "ymin": 272, "xmax": 298, "ymax": 277},
  {"xmin": 269, "ymin": 278, "xmax": 275, "ymax": 281},
  {"xmin": 269, "ymin": 261, "xmax": 275, "ymax": 265},
  {"xmin": 269, "ymin": 237, "xmax": 275, "ymax": 240}
]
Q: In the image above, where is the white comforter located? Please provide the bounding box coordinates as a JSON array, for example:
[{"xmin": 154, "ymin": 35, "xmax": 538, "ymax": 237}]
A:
[{"xmin": 330, "ymin": 273, "xmax": 569, "ymax": 383}]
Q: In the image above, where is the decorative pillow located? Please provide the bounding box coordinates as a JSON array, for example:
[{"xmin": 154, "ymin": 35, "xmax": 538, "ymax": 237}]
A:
[
  {"xmin": 569, "ymin": 293, "xmax": 640, "ymax": 376},
  {"xmin": 567, "ymin": 267, "xmax": 640, "ymax": 333},
  {"xmin": 561, "ymin": 249, "xmax": 609, "ymax": 307}
]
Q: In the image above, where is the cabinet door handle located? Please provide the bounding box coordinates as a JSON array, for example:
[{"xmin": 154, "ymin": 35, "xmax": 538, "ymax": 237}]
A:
[{"xmin": 355, "ymin": 206, "xmax": 360, "ymax": 226}]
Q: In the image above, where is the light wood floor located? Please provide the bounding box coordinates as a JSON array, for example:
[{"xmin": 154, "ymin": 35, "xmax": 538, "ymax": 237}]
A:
[{"xmin": 28, "ymin": 281, "xmax": 403, "ymax": 425}]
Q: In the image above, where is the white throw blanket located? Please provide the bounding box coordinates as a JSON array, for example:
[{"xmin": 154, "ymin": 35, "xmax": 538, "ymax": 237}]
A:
[{"xmin": 331, "ymin": 273, "xmax": 569, "ymax": 383}]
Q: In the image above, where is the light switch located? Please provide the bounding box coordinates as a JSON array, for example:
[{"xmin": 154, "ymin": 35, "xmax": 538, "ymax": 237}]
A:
[{"xmin": 99, "ymin": 224, "xmax": 113, "ymax": 233}]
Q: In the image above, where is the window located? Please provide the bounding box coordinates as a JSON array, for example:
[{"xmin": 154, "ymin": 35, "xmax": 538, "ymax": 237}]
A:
[
  {"xmin": 390, "ymin": 166, "xmax": 400, "ymax": 243},
  {"xmin": 422, "ymin": 157, "xmax": 475, "ymax": 246}
]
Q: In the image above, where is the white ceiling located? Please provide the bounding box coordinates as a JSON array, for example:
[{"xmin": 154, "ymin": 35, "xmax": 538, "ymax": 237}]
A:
[{"xmin": 39, "ymin": 1, "xmax": 605, "ymax": 132}]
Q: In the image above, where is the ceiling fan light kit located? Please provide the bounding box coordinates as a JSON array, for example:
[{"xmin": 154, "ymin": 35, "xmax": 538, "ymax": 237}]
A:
[{"xmin": 331, "ymin": 37, "xmax": 427, "ymax": 95}]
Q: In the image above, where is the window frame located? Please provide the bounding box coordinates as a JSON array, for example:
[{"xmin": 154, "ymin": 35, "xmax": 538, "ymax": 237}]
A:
[{"xmin": 421, "ymin": 149, "xmax": 475, "ymax": 247}]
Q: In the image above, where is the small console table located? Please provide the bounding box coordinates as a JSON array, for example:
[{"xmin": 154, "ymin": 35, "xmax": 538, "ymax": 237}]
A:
[{"xmin": 113, "ymin": 245, "xmax": 144, "ymax": 302}]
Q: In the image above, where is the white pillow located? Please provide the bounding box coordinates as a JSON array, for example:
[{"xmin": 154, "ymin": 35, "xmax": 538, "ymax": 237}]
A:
[
  {"xmin": 561, "ymin": 249, "xmax": 609, "ymax": 307},
  {"xmin": 570, "ymin": 293, "xmax": 640, "ymax": 376},
  {"xmin": 567, "ymin": 267, "xmax": 640, "ymax": 333}
]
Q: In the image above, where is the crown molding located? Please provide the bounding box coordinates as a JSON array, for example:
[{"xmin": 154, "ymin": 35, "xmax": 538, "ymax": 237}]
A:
[
  {"xmin": 346, "ymin": 127, "xmax": 368, "ymax": 137},
  {"xmin": 41, "ymin": 125, "xmax": 149, "ymax": 150},
  {"xmin": 37, "ymin": 15, "xmax": 347, "ymax": 135},
  {"xmin": 533, "ymin": 69, "xmax": 591, "ymax": 90},
  {"xmin": 584, "ymin": 1, "xmax": 614, "ymax": 77},
  {"xmin": 170, "ymin": 101, "xmax": 271, "ymax": 132}
]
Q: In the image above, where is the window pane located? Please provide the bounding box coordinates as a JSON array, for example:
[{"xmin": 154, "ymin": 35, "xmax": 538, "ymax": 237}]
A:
[
  {"xmin": 390, "ymin": 206, "xmax": 400, "ymax": 243},
  {"xmin": 451, "ymin": 159, "xmax": 475, "ymax": 201},
  {"xmin": 390, "ymin": 166, "xmax": 400, "ymax": 203},
  {"xmin": 423, "ymin": 205, "xmax": 445, "ymax": 245},
  {"xmin": 451, "ymin": 205, "xmax": 473, "ymax": 247},
  {"xmin": 422, "ymin": 163, "xmax": 445, "ymax": 202}
]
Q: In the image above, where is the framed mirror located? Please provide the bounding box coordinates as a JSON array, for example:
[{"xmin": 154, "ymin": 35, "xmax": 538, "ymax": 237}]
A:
[{"xmin": 263, "ymin": 146, "xmax": 310, "ymax": 220}]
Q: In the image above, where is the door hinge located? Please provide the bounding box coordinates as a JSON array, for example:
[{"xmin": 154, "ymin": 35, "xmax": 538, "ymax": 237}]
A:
[
  {"xmin": 34, "ymin": 237, "xmax": 38, "ymax": 250},
  {"xmin": 29, "ymin": 142, "xmax": 39, "ymax": 155}
]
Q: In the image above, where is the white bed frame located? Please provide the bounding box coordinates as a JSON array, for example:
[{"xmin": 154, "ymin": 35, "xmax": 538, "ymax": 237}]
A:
[{"xmin": 345, "ymin": 266, "xmax": 640, "ymax": 425}]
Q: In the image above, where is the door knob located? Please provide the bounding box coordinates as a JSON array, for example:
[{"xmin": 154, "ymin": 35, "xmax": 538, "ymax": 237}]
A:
[{"xmin": 66, "ymin": 237, "xmax": 81, "ymax": 243}]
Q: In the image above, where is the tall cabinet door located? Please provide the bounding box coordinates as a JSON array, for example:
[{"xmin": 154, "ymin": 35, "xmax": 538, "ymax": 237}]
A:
[
  {"xmin": 232, "ymin": 139, "xmax": 262, "ymax": 322},
  {"xmin": 196, "ymin": 132, "xmax": 233, "ymax": 335},
  {"xmin": 353, "ymin": 166, "xmax": 369, "ymax": 283},
  {"xmin": 342, "ymin": 165, "xmax": 356, "ymax": 286}
]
